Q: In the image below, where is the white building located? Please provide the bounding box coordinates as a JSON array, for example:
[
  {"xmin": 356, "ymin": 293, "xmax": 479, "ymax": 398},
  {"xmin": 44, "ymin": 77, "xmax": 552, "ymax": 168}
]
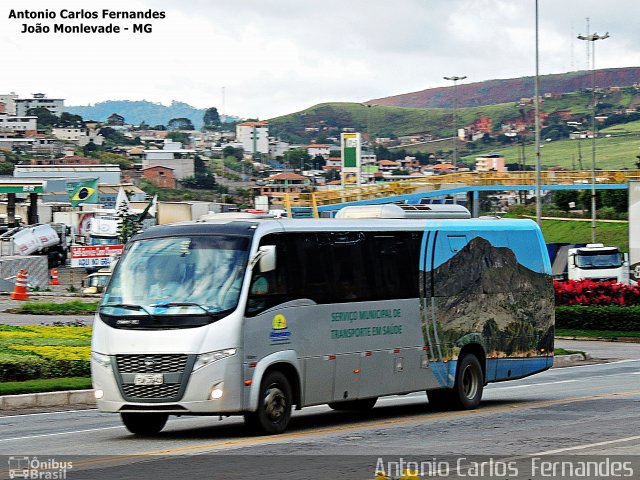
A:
[
  {"xmin": 0, "ymin": 113, "xmax": 37, "ymax": 134},
  {"xmin": 14, "ymin": 164, "xmax": 122, "ymax": 184},
  {"xmin": 305, "ymin": 144, "xmax": 331, "ymax": 159},
  {"xmin": 142, "ymin": 140, "xmax": 195, "ymax": 180},
  {"xmin": 236, "ymin": 121, "xmax": 269, "ymax": 155},
  {"xmin": 0, "ymin": 93, "xmax": 19, "ymax": 115},
  {"xmin": 15, "ymin": 93, "xmax": 64, "ymax": 117},
  {"xmin": 269, "ymin": 138, "xmax": 290, "ymax": 158},
  {"xmin": 51, "ymin": 126, "xmax": 104, "ymax": 147}
]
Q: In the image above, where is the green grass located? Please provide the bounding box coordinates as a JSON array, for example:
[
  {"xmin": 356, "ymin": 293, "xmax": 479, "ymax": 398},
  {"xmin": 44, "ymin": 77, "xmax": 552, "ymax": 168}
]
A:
[
  {"xmin": 0, "ymin": 377, "xmax": 92, "ymax": 396},
  {"xmin": 556, "ymin": 328, "xmax": 640, "ymax": 339},
  {"xmin": 459, "ymin": 120, "xmax": 640, "ymax": 170},
  {"xmin": 539, "ymin": 219, "xmax": 629, "ymax": 252},
  {"xmin": 7, "ymin": 300, "xmax": 99, "ymax": 315}
]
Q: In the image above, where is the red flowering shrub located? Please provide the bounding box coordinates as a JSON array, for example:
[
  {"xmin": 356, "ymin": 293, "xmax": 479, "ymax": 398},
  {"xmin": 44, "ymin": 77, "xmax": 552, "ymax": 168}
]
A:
[{"xmin": 554, "ymin": 280, "xmax": 640, "ymax": 306}]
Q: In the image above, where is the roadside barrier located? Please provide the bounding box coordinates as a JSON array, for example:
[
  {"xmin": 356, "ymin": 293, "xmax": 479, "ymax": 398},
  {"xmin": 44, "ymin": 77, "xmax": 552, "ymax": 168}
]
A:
[
  {"xmin": 10, "ymin": 269, "xmax": 30, "ymax": 301},
  {"xmin": 49, "ymin": 268, "xmax": 60, "ymax": 285}
]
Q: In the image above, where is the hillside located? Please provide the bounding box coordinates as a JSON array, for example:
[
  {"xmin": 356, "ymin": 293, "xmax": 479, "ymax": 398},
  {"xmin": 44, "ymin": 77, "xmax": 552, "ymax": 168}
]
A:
[
  {"xmin": 367, "ymin": 67, "xmax": 640, "ymax": 109},
  {"xmin": 66, "ymin": 100, "xmax": 208, "ymax": 129}
]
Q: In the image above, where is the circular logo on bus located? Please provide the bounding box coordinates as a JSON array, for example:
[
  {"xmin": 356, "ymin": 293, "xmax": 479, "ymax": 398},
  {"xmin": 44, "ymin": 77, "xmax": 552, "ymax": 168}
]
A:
[{"xmin": 272, "ymin": 314, "xmax": 287, "ymax": 330}]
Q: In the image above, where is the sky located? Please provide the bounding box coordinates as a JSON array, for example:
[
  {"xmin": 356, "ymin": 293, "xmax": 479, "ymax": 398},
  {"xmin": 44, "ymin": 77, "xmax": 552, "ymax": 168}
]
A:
[{"xmin": 2, "ymin": 0, "xmax": 639, "ymax": 120}]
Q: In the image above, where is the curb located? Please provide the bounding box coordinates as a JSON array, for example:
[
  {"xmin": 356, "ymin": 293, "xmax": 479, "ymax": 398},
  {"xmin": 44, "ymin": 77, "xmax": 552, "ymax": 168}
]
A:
[
  {"xmin": 556, "ymin": 335, "xmax": 640, "ymax": 344},
  {"xmin": 0, "ymin": 389, "xmax": 95, "ymax": 411},
  {"xmin": 552, "ymin": 353, "xmax": 591, "ymax": 367}
]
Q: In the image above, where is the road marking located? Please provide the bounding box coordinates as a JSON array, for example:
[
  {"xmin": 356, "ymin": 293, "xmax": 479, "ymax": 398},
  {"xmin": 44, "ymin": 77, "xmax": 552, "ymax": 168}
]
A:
[
  {"xmin": 21, "ymin": 388, "xmax": 640, "ymax": 473},
  {"xmin": 494, "ymin": 379, "xmax": 578, "ymax": 390},
  {"xmin": 133, "ymin": 388, "xmax": 640, "ymax": 456},
  {"xmin": 0, "ymin": 408, "xmax": 98, "ymax": 419},
  {"xmin": 531, "ymin": 435, "xmax": 640, "ymax": 455},
  {"xmin": 0, "ymin": 425, "xmax": 123, "ymax": 443}
]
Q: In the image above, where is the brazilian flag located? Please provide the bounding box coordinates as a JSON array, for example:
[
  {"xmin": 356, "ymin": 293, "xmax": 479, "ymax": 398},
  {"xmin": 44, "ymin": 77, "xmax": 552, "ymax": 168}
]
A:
[{"xmin": 67, "ymin": 178, "xmax": 99, "ymax": 207}]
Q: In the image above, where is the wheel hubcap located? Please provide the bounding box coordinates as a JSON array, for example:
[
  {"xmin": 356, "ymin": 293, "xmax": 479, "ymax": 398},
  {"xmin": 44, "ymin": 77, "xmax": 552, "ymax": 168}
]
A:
[
  {"xmin": 461, "ymin": 365, "xmax": 478, "ymax": 400},
  {"xmin": 263, "ymin": 385, "xmax": 286, "ymax": 421}
]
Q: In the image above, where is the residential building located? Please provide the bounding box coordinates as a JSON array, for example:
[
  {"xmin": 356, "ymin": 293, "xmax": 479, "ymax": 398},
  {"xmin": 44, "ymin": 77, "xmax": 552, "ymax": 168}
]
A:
[
  {"xmin": 14, "ymin": 164, "xmax": 122, "ymax": 184},
  {"xmin": 51, "ymin": 126, "xmax": 104, "ymax": 146},
  {"xmin": 256, "ymin": 172, "xmax": 311, "ymax": 205},
  {"xmin": 236, "ymin": 121, "xmax": 269, "ymax": 155},
  {"xmin": 475, "ymin": 153, "xmax": 505, "ymax": 173},
  {"xmin": 305, "ymin": 143, "xmax": 331, "ymax": 159},
  {"xmin": 377, "ymin": 159, "xmax": 401, "ymax": 172},
  {"xmin": 0, "ymin": 113, "xmax": 37, "ymax": 135},
  {"xmin": 30, "ymin": 154, "xmax": 100, "ymax": 166},
  {"xmin": 15, "ymin": 93, "xmax": 64, "ymax": 116},
  {"xmin": 142, "ymin": 165, "xmax": 176, "ymax": 189},
  {"xmin": 0, "ymin": 93, "xmax": 18, "ymax": 115},
  {"xmin": 269, "ymin": 138, "xmax": 291, "ymax": 158},
  {"xmin": 142, "ymin": 140, "xmax": 195, "ymax": 180}
]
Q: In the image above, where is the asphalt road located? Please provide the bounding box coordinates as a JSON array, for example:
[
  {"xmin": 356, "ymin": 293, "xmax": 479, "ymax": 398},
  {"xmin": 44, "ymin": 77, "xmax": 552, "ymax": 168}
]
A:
[{"xmin": 1, "ymin": 342, "xmax": 639, "ymax": 479}]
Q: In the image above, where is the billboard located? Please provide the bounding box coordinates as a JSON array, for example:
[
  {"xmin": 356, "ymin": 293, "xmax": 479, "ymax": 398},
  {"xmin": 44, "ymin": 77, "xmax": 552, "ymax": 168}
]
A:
[{"xmin": 341, "ymin": 132, "xmax": 361, "ymax": 188}]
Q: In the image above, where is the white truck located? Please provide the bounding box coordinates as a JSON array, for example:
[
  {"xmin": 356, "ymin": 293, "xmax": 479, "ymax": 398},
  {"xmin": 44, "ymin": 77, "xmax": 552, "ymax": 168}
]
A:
[
  {"xmin": 0, "ymin": 223, "xmax": 70, "ymax": 267},
  {"xmin": 551, "ymin": 243, "xmax": 629, "ymax": 283}
]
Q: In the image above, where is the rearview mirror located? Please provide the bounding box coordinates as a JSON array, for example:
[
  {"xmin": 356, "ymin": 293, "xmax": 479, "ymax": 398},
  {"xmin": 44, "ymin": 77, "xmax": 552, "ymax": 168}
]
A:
[{"xmin": 257, "ymin": 245, "xmax": 276, "ymax": 273}]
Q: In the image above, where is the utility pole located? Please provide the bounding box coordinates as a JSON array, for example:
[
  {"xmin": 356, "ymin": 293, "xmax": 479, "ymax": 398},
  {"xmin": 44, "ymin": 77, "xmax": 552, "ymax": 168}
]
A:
[
  {"xmin": 578, "ymin": 31, "xmax": 610, "ymax": 242},
  {"xmin": 443, "ymin": 75, "xmax": 467, "ymax": 167}
]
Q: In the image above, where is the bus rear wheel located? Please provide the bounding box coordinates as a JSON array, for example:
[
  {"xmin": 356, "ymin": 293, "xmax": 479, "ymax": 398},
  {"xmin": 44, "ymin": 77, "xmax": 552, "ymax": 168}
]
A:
[
  {"xmin": 244, "ymin": 370, "xmax": 292, "ymax": 435},
  {"xmin": 120, "ymin": 412, "xmax": 168, "ymax": 435},
  {"xmin": 328, "ymin": 397, "xmax": 377, "ymax": 411},
  {"xmin": 427, "ymin": 354, "xmax": 483, "ymax": 410}
]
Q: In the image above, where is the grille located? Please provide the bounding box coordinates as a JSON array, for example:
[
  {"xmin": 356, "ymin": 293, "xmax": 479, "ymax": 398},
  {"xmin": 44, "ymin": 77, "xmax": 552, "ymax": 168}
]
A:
[
  {"xmin": 121, "ymin": 384, "xmax": 182, "ymax": 399},
  {"xmin": 115, "ymin": 354, "xmax": 188, "ymax": 373}
]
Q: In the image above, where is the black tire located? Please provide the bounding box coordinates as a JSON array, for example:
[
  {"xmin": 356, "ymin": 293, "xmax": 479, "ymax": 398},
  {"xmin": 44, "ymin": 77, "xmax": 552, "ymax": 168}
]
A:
[
  {"xmin": 120, "ymin": 412, "xmax": 168, "ymax": 435},
  {"xmin": 328, "ymin": 397, "xmax": 378, "ymax": 411},
  {"xmin": 244, "ymin": 370, "xmax": 292, "ymax": 435},
  {"xmin": 427, "ymin": 354, "xmax": 483, "ymax": 410}
]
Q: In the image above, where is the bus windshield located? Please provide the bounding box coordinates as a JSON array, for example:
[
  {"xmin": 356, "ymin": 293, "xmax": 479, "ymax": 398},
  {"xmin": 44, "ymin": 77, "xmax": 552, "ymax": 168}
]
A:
[{"xmin": 100, "ymin": 235, "xmax": 250, "ymax": 321}]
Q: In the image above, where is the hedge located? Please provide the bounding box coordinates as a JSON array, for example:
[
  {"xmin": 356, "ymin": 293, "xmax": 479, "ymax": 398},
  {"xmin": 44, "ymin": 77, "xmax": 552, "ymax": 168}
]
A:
[
  {"xmin": 555, "ymin": 305, "xmax": 640, "ymax": 331},
  {"xmin": 0, "ymin": 357, "xmax": 90, "ymax": 382}
]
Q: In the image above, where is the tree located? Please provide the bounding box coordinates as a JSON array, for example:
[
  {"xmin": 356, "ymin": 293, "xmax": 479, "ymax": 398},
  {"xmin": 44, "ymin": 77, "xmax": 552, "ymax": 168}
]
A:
[
  {"xmin": 167, "ymin": 118, "xmax": 194, "ymax": 131},
  {"xmin": 203, "ymin": 107, "xmax": 221, "ymax": 129},
  {"xmin": 167, "ymin": 131, "xmax": 190, "ymax": 145},
  {"xmin": 180, "ymin": 172, "xmax": 217, "ymax": 189},
  {"xmin": 82, "ymin": 141, "xmax": 98, "ymax": 157},
  {"xmin": 553, "ymin": 190, "xmax": 579, "ymax": 212},
  {"xmin": 283, "ymin": 148, "xmax": 311, "ymax": 170},
  {"xmin": 601, "ymin": 189, "xmax": 628, "ymax": 213},
  {"xmin": 58, "ymin": 112, "xmax": 84, "ymax": 127},
  {"xmin": 222, "ymin": 146, "xmax": 244, "ymax": 161},
  {"xmin": 116, "ymin": 200, "xmax": 142, "ymax": 244},
  {"xmin": 26, "ymin": 107, "xmax": 58, "ymax": 129}
]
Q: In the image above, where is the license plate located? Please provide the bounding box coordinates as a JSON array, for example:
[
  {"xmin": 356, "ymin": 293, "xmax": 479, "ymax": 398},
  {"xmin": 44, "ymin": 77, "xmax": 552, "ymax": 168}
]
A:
[{"xmin": 133, "ymin": 373, "xmax": 163, "ymax": 385}]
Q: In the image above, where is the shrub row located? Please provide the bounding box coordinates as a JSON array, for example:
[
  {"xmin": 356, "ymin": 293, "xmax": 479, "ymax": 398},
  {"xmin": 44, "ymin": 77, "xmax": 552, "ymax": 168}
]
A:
[
  {"xmin": 0, "ymin": 357, "xmax": 90, "ymax": 382},
  {"xmin": 555, "ymin": 280, "xmax": 640, "ymax": 306},
  {"xmin": 555, "ymin": 305, "xmax": 640, "ymax": 332}
]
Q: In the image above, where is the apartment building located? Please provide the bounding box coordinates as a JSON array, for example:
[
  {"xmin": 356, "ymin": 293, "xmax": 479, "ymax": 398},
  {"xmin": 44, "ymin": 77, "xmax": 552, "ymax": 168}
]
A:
[{"xmin": 236, "ymin": 121, "xmax": 269, "ymax": 155}]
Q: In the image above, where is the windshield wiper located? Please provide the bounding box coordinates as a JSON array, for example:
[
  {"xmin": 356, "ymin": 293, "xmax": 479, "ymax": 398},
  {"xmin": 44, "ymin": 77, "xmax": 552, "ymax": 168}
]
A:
[
  {"xmin": 99, "ymin": 303, "xmax": 153, "ymax": 316},
  {"xmin": 150, "ymin": 302, "xmax": 217, "ymax": 316}
]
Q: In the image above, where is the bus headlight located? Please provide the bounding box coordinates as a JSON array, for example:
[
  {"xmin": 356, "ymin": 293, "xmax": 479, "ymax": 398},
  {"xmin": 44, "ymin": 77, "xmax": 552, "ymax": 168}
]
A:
[
  {"xmin": 91, "ymin": 351, "xmax": 112, "ymax": 370},
  {"xmin": 193, "ymin": 348, "xmax": 237, "ymax": 372}
]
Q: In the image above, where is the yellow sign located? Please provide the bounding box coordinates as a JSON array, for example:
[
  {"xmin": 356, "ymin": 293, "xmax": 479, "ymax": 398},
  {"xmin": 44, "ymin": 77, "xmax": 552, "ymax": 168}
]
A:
[
  {"xmin": 343, "ymin": 172, "xmax": 358, "ymax": 185},
  {"xmin": 273, "ymin": 314, "xmax": 287, "ymax": 330}
]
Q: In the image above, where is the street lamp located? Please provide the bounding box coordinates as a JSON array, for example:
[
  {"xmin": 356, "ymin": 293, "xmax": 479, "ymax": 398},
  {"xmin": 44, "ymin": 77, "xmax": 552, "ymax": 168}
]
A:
[
  {"xmin": 577, "ymin": 31, "xmax": 610, "ymax": 243},
  {"xmin": 534, "ymin": 0, "xmax": 541, "ymax": 226},
  {"xmin": 444, "ymin": 75, "xmax": 467, "ymax": 167}
]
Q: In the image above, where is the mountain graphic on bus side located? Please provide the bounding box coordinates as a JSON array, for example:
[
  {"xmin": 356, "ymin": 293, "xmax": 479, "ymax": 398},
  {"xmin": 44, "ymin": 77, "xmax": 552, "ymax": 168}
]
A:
[{"xmin": 424, "ymin": 236, "xmax": 554, "ymax": 361}]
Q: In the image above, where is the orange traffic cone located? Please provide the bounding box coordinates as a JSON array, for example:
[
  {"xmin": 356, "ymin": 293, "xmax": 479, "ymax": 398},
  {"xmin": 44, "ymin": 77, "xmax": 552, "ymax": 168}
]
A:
[
  {"xmin": 10, "ymin": 269, "xmax": 29, "ymax": 301},
  {"xmin": 49, "ymin": 268, "xmax": 60, "ymax": 285}
]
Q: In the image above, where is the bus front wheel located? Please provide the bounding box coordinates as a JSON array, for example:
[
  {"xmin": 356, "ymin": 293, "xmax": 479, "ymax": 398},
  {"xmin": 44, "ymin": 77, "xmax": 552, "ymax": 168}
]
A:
[
  {"xmin": 120, "ymin": 412, "xmax": 168, "ymax": 435},
  {"xmin": 244, "ymin": 370, "xmax": 292, "ymax": 435},
  {"xmin": 427, "ymin": 354, "xmax": 483, "ymax": 410}
]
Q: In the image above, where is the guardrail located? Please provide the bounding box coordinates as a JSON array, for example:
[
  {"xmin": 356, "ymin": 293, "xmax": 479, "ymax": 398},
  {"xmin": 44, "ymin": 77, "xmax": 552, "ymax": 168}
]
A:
[{"xmin": 283, "ymin": 170, "xmax": 640, "ymax": 216}]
